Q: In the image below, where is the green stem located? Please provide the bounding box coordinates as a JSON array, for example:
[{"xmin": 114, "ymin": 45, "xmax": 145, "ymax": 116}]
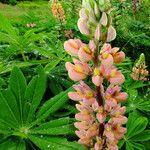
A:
[{"xmin": 21, "ymin": 51, "xmax": 27, "ymax": 62}]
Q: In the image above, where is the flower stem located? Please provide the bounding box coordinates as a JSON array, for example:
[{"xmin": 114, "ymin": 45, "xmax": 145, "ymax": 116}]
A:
[
  {"xmin": 93, "ymin": 41, "xmax": 104, "ymax": 106},
  {"xmin": 93, "ymin": 40, "xmax": 105, "ymax": 139}
]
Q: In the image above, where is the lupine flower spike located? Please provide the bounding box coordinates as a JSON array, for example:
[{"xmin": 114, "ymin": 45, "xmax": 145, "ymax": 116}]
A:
[
  {"xmin": 64, "ymin": 0, "xmax": 128, "ymax": 149},
  {"xmin": 131, "ymin": 53, "xmax": 149, "ymax": 81},
  {"xmin": 50, "ymin": 0, "xmax": 66, "ymax": 21}
]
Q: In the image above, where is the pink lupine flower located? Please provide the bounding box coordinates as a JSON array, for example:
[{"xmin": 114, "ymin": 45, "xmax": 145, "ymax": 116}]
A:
[
  {"xmin": 92, "ymin": 68, "xmax": 104, "ymax": 86},
  {"xmin": 111, "ymin": 115, "xmax": 128, "ymax": 125},
  {"xmin": 104, "ymin": 123, "xmax": 115, "ymax": 141},
  {"xmin": 79, "ymin": 8, "xmax": 88, "ymax": 20},
  {"xmin": 112, "ymin": 125, "xmax": 127, "ymax": 140},
  {"xmin": 92, "ymin": 101, "xmax": 106, "ymax": 123},
  {"xmin": 113, "ymin": 51, "xmax": 125, "ymax": 64},
  {"xmin": 105, "ymin": 98, "xmax": 117, "ymax": 108},
  {"xmin": 109, "ymin": 105, "xmax": 128, "ymax": 125},
  {"xmin": 64, "ymin": 39, "xmax": 82, "ymax": 56},
  {"xmin": 100, "ymin": 51, "xmax": 114, "ymax": 68},
  {"xmin": 95, "ymin": 24, "xmax": 102, "ymax": 41},
  {"xmin": 101, "ymin": 43, "xmax": 112, "ymax": 53},
  {"xmin": 65, "ymin": 59, "xmax": 90, "ymax": 81},
  {"xmin": 78, "ymin": 45, "xmax": 93, "ymax": 62},
  {"xmin": 86, "ymin": 124, "xmax": 99, "ymax": 137},
  {"xmin": 65, "ymin": 1, "xmax": 128, "ymax": 149},
  {"xmin": 74, "ymin": 121, "xmax": 90, "ymax": 130},
  {"xmin": 107, "ymin": 142, "xmax": 118, "ymax": 150},
  {"xmin": 78, "ymin": 137, "xmax": 92, "ymax": 147},
  {"xmin": 76, "ymin": 104, "xmax": 93, "ymax": 113},
  {"xmin": 106, "ymin": 25, "xmax": 116, "ymax": 42},
  {"xmin": 96, "ymin": 111, "xmax": 107, "ymax": 123},
  {"xmin": 89, "ymin": 40, "xmax": 96, "ymax": 53},
  {"xmin": 100, "ymin": 12, "xmax": 108, "ymax": 26},
  {"xmin": 105, "ymin": 84, "xmax": 128, "ymax": 103},
  {"xmin": 78, "ymin": 18, "xmax": 90, "ymax": 35},
  {"xmin": 75, "ymin": 111, "xmax": 93, "ymax": 122},
  {"xmin": 102, "ymin": 66, "xmax": 125, "ymax": 85},
  {"xmin": 101, "ymin": 43, "xmax": 125, "ymax": 64},
  {"xmin": 68, "ymin": 81, "xmax": 95, "ymax": 101},
  {"xmin": 94, "ymin": 137, "xmax": 103, "ymax": 150}
]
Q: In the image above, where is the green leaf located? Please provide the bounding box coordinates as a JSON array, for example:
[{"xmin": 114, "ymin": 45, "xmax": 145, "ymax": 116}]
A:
[
  {"xmin": 2, "ymin": 89, "xmax": 20, "ymax": 124},
  {"xmin": 30, "ymin": 124, "xmax": 75, "ymax": 135},
  {"xmin": 0, "ymin": 91, "xmax": 19, "ymax": 128},
  {"xmin": 131, "ymin": 142, "xmax": 145, "ymax": 150},
  {"xmin": 49, "ymin": 75, "xmax": 72, "ymax": 88},
  {"xmin": 0, "ymin": 122, "xmax": 12, "ymax": 134},
  {"xmin": 0, "ymin": 140, "xmax": 17, "ymax": 150},
  {"xmin": 33, "ymin": 117, "xmax": 71, "ymax": 130},
  {"xmin": 126, "ymin": 142, "xmax": 134, "ymax": 150},
  {"xmin": 26, "ymin": 65, "xmax": 46, "ymax": 123},
  {"xmin": 44, "ymin": 59, "xmax": 60, "ymax": 74},
  {"xmin": 9, "ymin": 67, "xmax": 27, "ymax": 125},
  {"xmin": 126, "ymin": 113, "xmax": 148, "ymax": 138},
  {"xmin": 49, "ymin": 78, "xmax": 63, "ymax": 95},
  {"xmin": 29, "ymin": 87, "xmax": 73, "ymax": 127},
  {"xmin": 0, "ymin": 32, "xmax": 18, "ymax": 44},
  {"xmin": 118, "ymin": 140, "xmax": 124, "ymax": 149},
  {"xmin": 23, "ymin": 76, "xmax": 37, "ymax": 122},
  {"xmin": 0, "ymin": 139, "xmax": 26, "ymax": 150},
  {"xmin": 0, "ymin": 13, "xmax": 18, "ymax": 41},
  {"xmin": 131, "ymin": 130, "xmax": 150, "ymax": 141},
  {"xmin": 29, "ymin": 135, "xmax": 86, "ymax": 150}
]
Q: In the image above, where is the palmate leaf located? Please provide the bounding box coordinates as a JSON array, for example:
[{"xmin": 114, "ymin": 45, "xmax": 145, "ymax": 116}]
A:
[
  {"xmin": 29, "ymin": 135, "xmax": 86, "ymax": 150},
  {"xmin": 119, "ymin": 112, "xmax": 149, "ymax": 150},
  {"xmin": 0, "ymin": 66, "xmax": 82, "ymax": 150}
]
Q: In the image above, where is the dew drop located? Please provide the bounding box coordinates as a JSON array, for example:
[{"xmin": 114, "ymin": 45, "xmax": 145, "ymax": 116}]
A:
[{"xmin": 47, "ymin": 145, "xmax": 50, "ymax": 148}]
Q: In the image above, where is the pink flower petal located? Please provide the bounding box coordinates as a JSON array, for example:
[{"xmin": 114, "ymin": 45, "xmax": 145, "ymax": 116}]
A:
[
  {"xmin": 110, "ymin": 72, "xmax": 125, "ymax": 85},
  {"xmin": 101, "ymin": 54, "xmax": 114, "ymax": 69},
  {"xmin": 78, "ymin": 18, "xmax": 89, "ymax": 35},
  {"xmin": 92, "ymin": 75, "xmax": 103, "ymax": 86},
  {"xmin": 113, "ymin": 52, "xmax": 125, "ymax": 63},
  {"xmin": 68, "ymin": 69, "xmax": 87, "ymax": 81},
  {"xmin": 115, "ymin": 92, "xmax": 128, "ymax": 102},
  {"xmin": 112, "ymin": 116, "xmax": 128, "ymax": 124},
  {"xmin": 94, "ymin": 24, "xmax": 102, "ymax": 41},
  {"xmin": 65, "ymin": 62, "xmax": 74, "ymax": 71},
  {"xmin": 78, "ymin": 47, "xmax": 92, "ymax": 62},
  {"xmin": 106, "ymin": 25, "xmax": 116, "ymax": 42},
  {"xmin": 68, "ymin": 92, "xmax": 83, "ymax": 101},
  {"xmin": 83, "ymin": 98, "xmax": 96, "ymax": 106},
  {"xmin": 100, "ymin": 12, "xmax": 108, "ymax": 26},
  {"xmin": 74, "ymin": 122, "xmax": 89, "ymax": 130},
  {"xmin": 96, "ymin": 112, "xmax": 106, "ymax": 123}
]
